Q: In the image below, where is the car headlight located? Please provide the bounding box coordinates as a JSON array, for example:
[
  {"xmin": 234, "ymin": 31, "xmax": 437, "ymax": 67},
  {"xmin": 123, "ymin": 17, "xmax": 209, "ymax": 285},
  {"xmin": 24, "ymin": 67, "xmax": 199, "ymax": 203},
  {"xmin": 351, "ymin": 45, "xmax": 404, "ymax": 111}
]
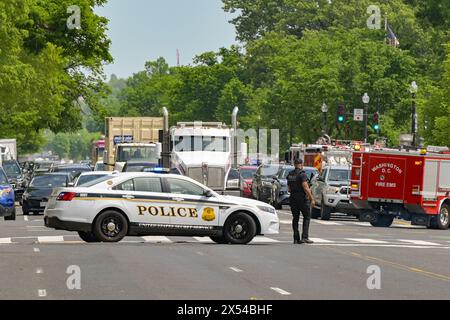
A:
[
  {"xmin": 257, "ymin": 205, "xmax": 276, "ymax": 214},
  {"xmin": 326, "ymin": 186, "xmax": 340, "ymax": 194},
  {"xmin": 0, "ymin": 188, "xmax": 13, "ymax": 197}
]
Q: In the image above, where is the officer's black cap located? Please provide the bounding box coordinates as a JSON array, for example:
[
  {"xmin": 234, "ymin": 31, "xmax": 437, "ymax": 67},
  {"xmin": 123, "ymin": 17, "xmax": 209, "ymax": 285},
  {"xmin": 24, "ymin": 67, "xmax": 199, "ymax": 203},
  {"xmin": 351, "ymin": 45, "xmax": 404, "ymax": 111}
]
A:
[{"xmin": 294, "ymin": 159, "xmax": 303, "ymax": 165}]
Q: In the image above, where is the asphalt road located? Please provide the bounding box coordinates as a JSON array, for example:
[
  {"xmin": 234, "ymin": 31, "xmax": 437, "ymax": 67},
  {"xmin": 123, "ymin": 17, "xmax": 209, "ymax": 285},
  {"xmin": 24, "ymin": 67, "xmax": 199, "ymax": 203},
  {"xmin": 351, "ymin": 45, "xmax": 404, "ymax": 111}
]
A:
[{"xmin": 1, "ymin": 205, "xmax": 450, "ymax": 300}]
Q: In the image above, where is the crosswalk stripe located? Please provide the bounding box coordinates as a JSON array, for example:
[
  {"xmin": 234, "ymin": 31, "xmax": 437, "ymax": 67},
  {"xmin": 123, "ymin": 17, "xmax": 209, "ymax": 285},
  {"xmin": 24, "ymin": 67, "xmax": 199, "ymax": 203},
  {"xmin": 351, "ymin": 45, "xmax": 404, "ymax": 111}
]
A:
[
  {"xmin": 141, "ymin": 236, "xmax": 172, "ymax": 243},
  {"xmin": 251, "ymin": 236, "xmax": 280, "ymax": 243},
  {"xmin": 0, "ymin": 238, "xmax": 12, "ymax": 244},
  {"xmin": 193, "ymin": 237, "xmax": 214, "ymax": 243},
  {"xmin": 314, "ymin": 220, "xmax": 343, "ymax": 226},
  {"xmin": 280, "ymin": 220, "xmax": 291, "ymax": 225},
  {"xmin": 38, "ymin": 236, "xmax": 64, "ymax": 243},
  {"xmin": 310, "ymin": 237, "xmax": 334, "ymax": 243},
  {"xmin": 351, "ymin": 222, "xmax": 370, "ymax": 226},
  {"xmin": 345, "ymin": 238, "xmax": 389, "ymax": 244},
  {"xmin": 397, "ymin": 239, "xmax": 440, "ymax": 246}
]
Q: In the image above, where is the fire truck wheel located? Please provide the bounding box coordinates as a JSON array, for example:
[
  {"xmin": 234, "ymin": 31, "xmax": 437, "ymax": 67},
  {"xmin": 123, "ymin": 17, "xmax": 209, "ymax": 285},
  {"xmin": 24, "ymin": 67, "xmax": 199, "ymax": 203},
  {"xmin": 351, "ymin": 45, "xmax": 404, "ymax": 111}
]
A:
[
  {"xmin": 370, "ymin": 215, "xmax": 394, "ymax": 228},
  {"xmin": 430, "ymin": 204, "xmax": 450, "ymax": 230}
]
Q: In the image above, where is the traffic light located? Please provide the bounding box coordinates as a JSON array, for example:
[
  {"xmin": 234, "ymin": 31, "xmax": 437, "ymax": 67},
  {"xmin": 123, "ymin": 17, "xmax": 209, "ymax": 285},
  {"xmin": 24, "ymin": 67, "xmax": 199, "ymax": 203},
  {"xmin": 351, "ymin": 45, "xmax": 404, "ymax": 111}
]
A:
[
  {"xmin": 373, "ymin": 112, "xmax": 380, "ymax": 131},
  {"xmin": 337, "ymin": 104, "xmax": 346, "ymax": 124}
]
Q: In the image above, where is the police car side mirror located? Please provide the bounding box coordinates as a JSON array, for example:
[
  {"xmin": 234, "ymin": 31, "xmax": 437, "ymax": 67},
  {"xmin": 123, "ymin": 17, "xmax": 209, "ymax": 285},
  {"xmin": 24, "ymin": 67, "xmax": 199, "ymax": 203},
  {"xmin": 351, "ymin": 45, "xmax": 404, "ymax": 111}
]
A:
[
  {"xmin": 68, "ymin": 182, "xmax": 75, "ymax": 187},
  {"xmin": 203, "ymin": 190, "xmax": 213, "ymax": 198}
]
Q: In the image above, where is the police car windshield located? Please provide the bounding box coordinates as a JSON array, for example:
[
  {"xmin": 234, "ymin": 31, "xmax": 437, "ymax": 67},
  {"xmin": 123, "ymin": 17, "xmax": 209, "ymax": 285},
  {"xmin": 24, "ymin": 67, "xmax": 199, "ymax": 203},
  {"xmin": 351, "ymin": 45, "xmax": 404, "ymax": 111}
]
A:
[
  {"xmin": 79, "ymin": 175, "xmax": 115, "ymax": 187},
  {"xmin": 30, "ymin": 175, "xmax": 67, "ymax": 188},
  {"xmin": 328, "ymin": 169, "xmax": 350, "ymax": 182}
]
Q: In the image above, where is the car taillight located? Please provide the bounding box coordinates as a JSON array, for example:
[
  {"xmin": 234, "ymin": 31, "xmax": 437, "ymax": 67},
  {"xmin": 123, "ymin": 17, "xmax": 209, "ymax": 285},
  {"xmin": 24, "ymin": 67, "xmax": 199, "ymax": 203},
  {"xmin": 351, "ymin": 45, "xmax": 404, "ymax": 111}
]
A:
[{"xmin": 57, "ymin": 192, "xmax": 77, "ymax": 201}]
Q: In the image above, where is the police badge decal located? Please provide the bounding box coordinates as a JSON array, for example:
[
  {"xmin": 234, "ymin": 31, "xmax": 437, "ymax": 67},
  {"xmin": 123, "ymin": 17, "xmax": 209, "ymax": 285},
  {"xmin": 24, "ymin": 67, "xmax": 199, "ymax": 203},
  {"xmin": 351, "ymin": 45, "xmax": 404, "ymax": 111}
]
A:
[{"xmin": 202, "ymin": 207, "xmax": 216, "ymax": 221}]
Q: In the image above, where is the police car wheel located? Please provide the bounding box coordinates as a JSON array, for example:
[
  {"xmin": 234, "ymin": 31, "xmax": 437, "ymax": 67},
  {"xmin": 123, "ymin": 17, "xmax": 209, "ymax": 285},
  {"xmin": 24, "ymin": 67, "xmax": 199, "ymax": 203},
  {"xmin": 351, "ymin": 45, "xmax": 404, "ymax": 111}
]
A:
[
  {"xmin": 93, "ymin": 210, "xmax": 128, "ymax": 243},
  {"xmin": 4, "ymin": 208, "xmax": 16, "ymax": 221},
  {"xmin": 78, "ymin": 231, "xmax": 100, "ymax": 243},
  {"xmin": 223, "ymin": 212, "xmax": 257, "ymax": 245},
  {"xmin": 209, "ymin": 236, "xmax": 229, "ymax": 244}
]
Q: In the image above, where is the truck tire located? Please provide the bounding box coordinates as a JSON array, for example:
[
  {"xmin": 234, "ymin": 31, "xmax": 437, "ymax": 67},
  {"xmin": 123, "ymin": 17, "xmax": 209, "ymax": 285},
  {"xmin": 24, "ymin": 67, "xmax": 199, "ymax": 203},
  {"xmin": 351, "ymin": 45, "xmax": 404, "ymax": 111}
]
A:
[
  {"xmin": 429, "ymin": 204, "xmax": 450, "ymax": 230},
  {"xmin": 223, "ymin": 212, "xmax": 257, "ymax": 245},
  {"xmin": 209, "ymin": 236, "xmax": 229, "ymax": 244},
  {"xmin": 93, "ymin": 210, "xmax": 129, "ymax": 243},
  {"xmin": 370, "ymin": 215, "xmax": 394, "ymax": 228},
  {"xmin": 320, "ymin": 198, "xmax": 332, "ymax": 221},
  {"xmin": 78, "ymin": 231, "xmax": 100, "ymax": 243},
  {"xmin": 4, "ymin": 208, "xmax": 16, "ymax": 221}
]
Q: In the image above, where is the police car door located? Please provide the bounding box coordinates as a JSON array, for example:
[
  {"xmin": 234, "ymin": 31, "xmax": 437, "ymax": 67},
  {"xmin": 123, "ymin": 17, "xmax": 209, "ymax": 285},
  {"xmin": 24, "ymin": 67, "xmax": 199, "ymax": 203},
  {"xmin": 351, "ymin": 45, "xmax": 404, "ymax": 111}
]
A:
[
  {"xmin": 114, "ymin": 177, "xmax": 171, "ymax": 226},
  {"xmin": 164, "ymin": 177, "xmax": 220, "ymax": 228}
]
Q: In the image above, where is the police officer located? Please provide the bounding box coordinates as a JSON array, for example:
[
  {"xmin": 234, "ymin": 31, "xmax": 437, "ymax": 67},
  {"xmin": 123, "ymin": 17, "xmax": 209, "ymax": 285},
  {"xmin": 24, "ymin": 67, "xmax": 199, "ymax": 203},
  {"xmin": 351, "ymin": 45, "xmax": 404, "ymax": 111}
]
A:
[{"xmin": 287, "ymin": 159, "xmax": 315, "ymax": 244}]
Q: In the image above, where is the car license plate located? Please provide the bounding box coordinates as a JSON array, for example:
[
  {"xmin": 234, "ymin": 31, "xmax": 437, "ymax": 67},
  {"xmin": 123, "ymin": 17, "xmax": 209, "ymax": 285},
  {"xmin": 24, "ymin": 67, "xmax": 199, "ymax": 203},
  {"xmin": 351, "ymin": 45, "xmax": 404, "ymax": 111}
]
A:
[{"xmin": 40, "ymin": 202, "xmax": 48, "ymax": 208}]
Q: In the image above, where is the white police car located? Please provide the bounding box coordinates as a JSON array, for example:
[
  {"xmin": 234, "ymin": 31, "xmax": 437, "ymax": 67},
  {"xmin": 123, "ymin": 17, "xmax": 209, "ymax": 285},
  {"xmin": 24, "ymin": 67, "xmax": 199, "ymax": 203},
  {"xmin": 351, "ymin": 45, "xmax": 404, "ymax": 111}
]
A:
[{"xmin": 44, "ymin": 173, "xmax": 279, "ymax": 244}]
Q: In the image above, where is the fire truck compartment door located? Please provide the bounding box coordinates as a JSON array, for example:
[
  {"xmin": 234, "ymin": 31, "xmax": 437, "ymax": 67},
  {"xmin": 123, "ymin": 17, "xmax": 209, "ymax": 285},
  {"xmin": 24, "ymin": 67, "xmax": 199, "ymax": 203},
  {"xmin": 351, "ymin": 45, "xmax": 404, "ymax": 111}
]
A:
[
  {"xmin": 423, "ymin": 160, "xmax": 438, "ymax": 198},
  {"xmin": 439, "ymin": 161, "xmax": 450, "ymax": 191},
  {"xmin": 367, "ymin": 157, "xmax": 406, "ymax": 201}
]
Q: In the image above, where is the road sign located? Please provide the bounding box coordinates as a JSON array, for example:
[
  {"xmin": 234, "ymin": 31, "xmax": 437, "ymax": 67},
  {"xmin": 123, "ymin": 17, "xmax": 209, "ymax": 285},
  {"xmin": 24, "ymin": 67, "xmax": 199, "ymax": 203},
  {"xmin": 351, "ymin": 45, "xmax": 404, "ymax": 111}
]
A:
[{"xmin": 354, "ymin": 109, "xmax": 364, "ymax": 122}]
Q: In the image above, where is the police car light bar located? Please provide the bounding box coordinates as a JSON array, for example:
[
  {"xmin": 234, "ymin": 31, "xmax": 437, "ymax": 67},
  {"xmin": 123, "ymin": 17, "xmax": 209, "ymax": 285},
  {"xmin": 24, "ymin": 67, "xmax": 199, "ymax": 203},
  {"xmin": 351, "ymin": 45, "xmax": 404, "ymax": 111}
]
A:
[{"xmin": 142, "ymin": 167, "xmax": 171, "ymax": 173}]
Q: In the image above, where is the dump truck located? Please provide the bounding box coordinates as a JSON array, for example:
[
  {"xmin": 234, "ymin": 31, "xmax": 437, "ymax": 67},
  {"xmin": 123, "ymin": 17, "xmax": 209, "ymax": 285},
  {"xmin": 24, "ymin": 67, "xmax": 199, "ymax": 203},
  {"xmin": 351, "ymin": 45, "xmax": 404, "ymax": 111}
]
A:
[{"xmin": 103, "ymin": 117, "xmax": 164, "ymax": 171}]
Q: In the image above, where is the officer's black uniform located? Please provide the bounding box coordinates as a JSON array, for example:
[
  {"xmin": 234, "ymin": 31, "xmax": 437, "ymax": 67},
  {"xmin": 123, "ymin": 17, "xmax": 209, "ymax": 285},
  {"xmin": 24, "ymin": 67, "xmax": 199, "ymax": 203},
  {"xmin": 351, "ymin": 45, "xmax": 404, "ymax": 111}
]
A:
[{"xmin": 287, "ymin": 168, "xmax": 311, "ymax": 242}]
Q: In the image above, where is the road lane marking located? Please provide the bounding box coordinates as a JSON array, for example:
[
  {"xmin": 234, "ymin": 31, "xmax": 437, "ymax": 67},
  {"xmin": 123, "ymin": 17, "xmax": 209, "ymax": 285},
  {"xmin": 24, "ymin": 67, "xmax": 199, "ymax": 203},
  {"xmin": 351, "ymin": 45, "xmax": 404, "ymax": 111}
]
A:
[
  {"xmin": 36, "ymin": 268, "xmax": 43, "ymax": 274},
  {"xmin": 24, "ymin": 216, "xmax": 28, "ymax": 221},
  {"xmin": 345, "ymin": 238, "xmax": 389, "ymax": 244},
  {"xmin": 314, "ymin": 220, "xmax": 343, "ymax": 226},
  {"xmin": 310, "ymin": 238, "xmax": 334, "ymax": 243},
  {"xmin": 324, "ymin": 247, "xmax": 450, "ymax": 283},
  {"xmin": 141, "ymin": 236, "xmax": 172, "ymax": 243},
  {"xmin": 38, "ymin": 289, "xmax": 47, "ymax": 297},
  {"xmin": 0, "ymin": 238, "xmax": 12, "ymax": 244},
  {"xmin": 37, "ymin": 236, "xmax": 64, "ymax": 243},
  {"xmin": 397, "ymin": 239, "xmax": 440, "ymax": 246},
  {"xmin": 270, "ymin": 287, "xmax": 291, "ymax": 296},
  {"xmin": 251, "ymin": 236, "xmax": 280, "ymax": 243},
  {"xmin": 229, "ymin": 267, "xmax": 243, "ymax": 273},
  {"xmin": 33, "ymin": 248, "xmax": 40, "ymax": 253}
]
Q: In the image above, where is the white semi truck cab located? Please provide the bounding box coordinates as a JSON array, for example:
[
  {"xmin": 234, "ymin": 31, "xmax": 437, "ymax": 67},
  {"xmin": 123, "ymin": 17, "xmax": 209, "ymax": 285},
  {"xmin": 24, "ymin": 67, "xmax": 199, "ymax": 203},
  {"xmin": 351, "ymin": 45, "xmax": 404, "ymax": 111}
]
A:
[{"xmin": 170, "ymin": 122, "xmax": 232, "ymax": 190}]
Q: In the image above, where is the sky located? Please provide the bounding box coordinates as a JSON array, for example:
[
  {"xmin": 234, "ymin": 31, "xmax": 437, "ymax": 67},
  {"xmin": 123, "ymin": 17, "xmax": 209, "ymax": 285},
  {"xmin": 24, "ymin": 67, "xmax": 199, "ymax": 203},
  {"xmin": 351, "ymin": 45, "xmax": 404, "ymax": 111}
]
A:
[{"xmin": 95, "ymin": 0, "xmax": 238, "ymax": 79}]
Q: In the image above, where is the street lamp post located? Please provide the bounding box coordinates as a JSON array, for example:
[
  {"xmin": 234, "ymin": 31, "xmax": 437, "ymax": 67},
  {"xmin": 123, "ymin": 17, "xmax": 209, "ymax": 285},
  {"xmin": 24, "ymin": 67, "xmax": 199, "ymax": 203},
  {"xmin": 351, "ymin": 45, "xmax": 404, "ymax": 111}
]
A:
[
  {"xmin": 321, "ymin": 103, "xmax": 328, "ymax": 135},
  {"xmin": 362, "ymin": 93, "xmax": 370, "ymax": 143},
  {"xmin": 409, "ymin": 81, "xmax": 419, "ymax": 147}
]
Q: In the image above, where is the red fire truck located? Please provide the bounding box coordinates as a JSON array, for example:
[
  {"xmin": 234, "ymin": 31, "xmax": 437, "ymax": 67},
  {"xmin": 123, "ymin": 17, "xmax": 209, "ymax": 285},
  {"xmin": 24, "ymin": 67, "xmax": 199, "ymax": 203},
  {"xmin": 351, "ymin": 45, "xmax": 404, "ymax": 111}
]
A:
[{"xmin": 351, "ymin": 147, "xmax": 450, "ymax": 229}]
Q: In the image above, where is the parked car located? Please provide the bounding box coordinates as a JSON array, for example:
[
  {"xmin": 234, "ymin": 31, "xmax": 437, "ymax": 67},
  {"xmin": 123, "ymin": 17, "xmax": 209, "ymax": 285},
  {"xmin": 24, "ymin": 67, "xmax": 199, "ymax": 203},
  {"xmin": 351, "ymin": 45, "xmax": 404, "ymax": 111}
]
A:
[
  {"xmin": 21, "ymin": 173, "xmax": 72, "ymax": 215},
  {"xmin": 0, "ymin": 167, "xmax": 16, "ymax": 220},
  {"xmin": 226, "ymin": 168, "xmax": 240, "ymax": 190},
  {"xmin": 310, "ymin": 165, "xmax": 357, "ymax": 220},
  {"xmin": 269, "ymin": 166, "xmax": 319, "ymax": 209},
  {"xmin": 2, "ymin": 159, "xmax": 26, "ymax": 201},
  {"xmin": 50, "ymin": 164, "xmax": 92, "ymax": 180},
  {"xmin": 239, "ymin": 166, "xmax": 258, "ymax": 198},
  {"xmin": 73, "ymin": 171, "xmax": 112, "ymax": 187},
  {"xmin": 94, "ymin": 161, "xmax": 106, "ymax": 171},
  {"xmin": 251, "ymin": 164, "xmax": 284, "ymax": 203}
]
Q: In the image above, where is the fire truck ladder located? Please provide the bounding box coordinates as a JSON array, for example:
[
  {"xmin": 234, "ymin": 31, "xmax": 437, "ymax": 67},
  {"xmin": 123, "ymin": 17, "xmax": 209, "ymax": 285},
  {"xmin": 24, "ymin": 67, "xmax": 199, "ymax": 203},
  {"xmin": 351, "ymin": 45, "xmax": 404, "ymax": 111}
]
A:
[{"xmin": 351, "ymin": 154, "xmax": 363, "ymax": 198}]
